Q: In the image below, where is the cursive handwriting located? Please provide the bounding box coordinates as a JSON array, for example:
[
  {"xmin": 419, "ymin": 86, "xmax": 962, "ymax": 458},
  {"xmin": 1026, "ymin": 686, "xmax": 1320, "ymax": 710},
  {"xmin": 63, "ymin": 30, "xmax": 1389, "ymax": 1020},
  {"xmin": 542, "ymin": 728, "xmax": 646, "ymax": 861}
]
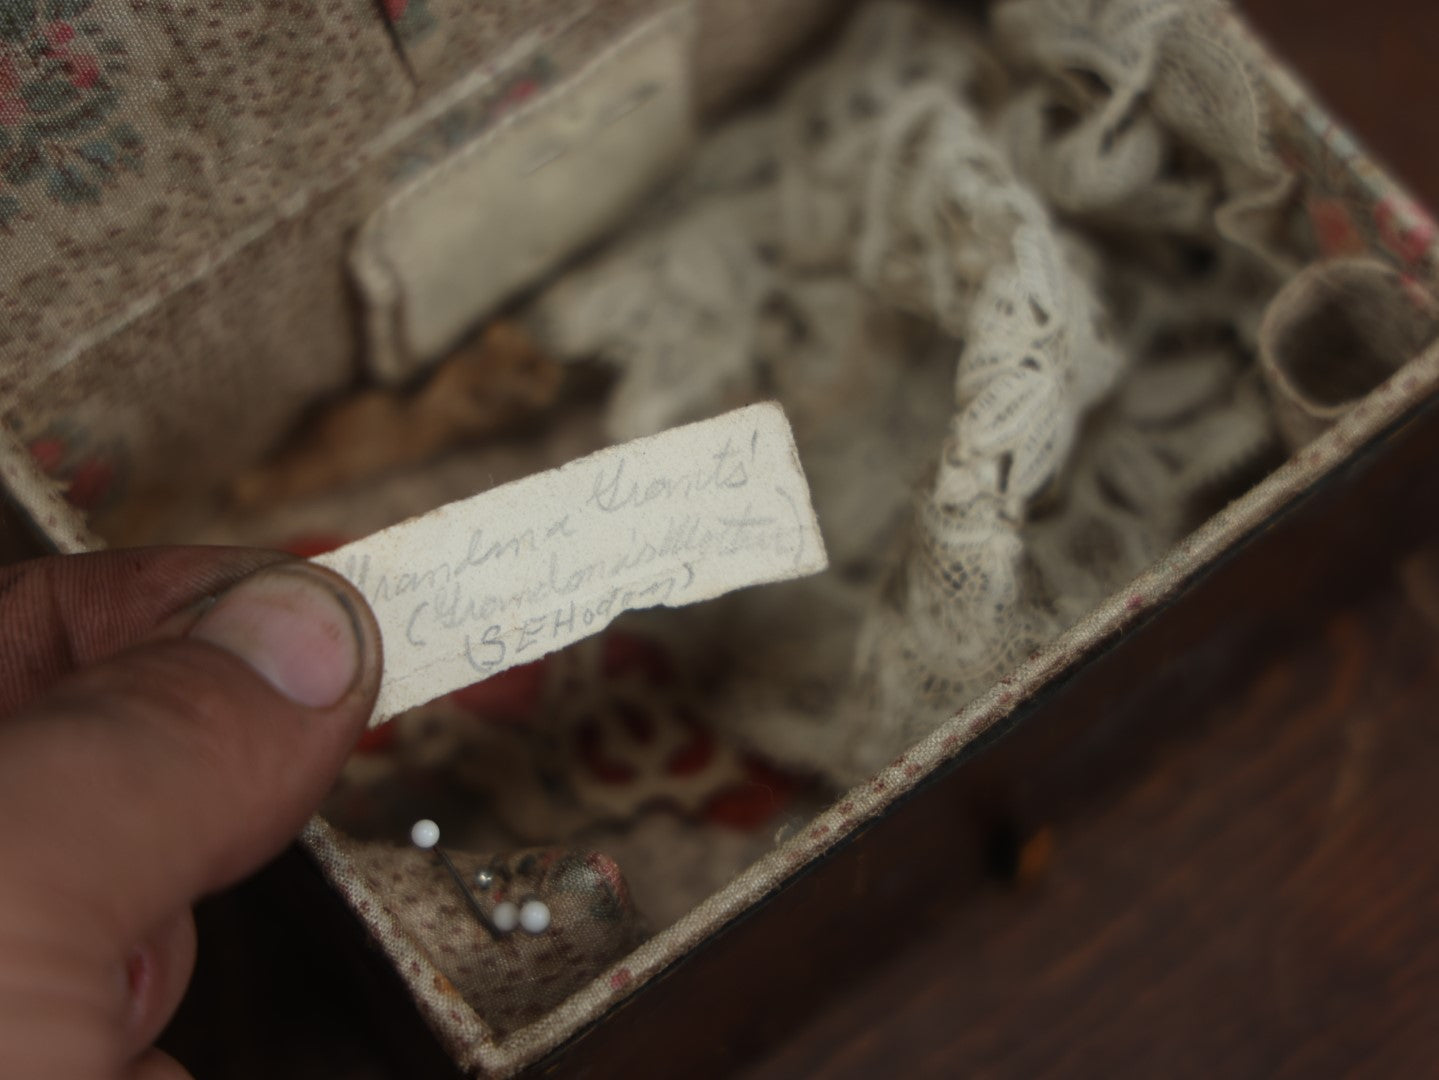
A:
[
  {"xmin": 588, "ymin": 437, "xmax": 749, "ymax": 514},
  {"xmin": 313, "ymin": 404, "xmax": 828, "ymax": 721}
]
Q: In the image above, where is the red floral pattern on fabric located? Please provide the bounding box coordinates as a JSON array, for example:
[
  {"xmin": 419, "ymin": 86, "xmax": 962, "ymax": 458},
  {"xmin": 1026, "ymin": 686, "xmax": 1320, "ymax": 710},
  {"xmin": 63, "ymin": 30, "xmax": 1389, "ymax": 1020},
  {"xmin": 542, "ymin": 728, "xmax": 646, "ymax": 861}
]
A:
[
  {"xmin": 701, "ymin": 756, "xmax": 802, "ymax": 831},
  {"xmin": 1306, "ymin": 196, "xmax": 1367, "ymax": 258},
  {"xmin": 0, "ymin": 0, "xmax": 145, "ymax": 227},
  {"xmin": 25, "ymin": 424, "xmax": 124, "ymax": 511},
  {"xmin": 601, "ymin": 632, "xmax": 674, "ymax": 686},
  {"xmin": 561, "ymin": 632, "xmax": 804, "ymax": 829},
  {"xmin": 1374, "ymin": 193, "xmax": 1438, "ymax": 271}
]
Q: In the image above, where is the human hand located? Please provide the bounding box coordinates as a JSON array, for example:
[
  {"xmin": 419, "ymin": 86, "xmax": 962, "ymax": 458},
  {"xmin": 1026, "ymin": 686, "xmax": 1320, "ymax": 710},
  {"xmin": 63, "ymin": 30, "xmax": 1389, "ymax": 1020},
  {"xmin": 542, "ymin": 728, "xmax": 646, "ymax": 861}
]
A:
[{"xmin": 0, "ymin": 548, "xmax": 381, "ymax": 1079}]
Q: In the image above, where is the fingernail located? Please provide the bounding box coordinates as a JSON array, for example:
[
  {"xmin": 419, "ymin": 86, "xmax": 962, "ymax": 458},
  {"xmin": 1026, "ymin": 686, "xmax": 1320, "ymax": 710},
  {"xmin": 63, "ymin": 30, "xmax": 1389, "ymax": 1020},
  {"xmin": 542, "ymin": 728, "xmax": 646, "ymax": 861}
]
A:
[{"xmin": 189, "ymin": 566, "xmax": 364, "ymax": 708}]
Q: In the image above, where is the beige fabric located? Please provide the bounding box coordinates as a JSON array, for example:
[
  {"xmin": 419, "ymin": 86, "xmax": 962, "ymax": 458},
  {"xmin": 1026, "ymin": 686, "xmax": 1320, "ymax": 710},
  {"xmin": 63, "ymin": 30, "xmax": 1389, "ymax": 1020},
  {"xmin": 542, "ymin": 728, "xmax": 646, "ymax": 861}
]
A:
[
  {"xmin": 0, "ymin": 0, "xmax": 410, "ymax": 496},
  {"xmin": 12, "ymin": 186, "xmax": 371, "ymax": 509},
  {"xmin": 2, "ymin": 2, "xmax": 693, "ymax": 517},
  {"xmin": 1259, "ymin": 258, "xmax": 1439, "ymax": 448},
  {"xmin": 0, "ymin": 0, "xmax": 857, "ymax": 517},
  {"xmin": 692, "ymin": 0, "xmax": 854, "ymax": 114},
  {"xmin": 0, "ymin": 0, "xmax": 410, "ymax": 373},
  {"xmin": 387, "ymin": 0, "xmax": 615, "ymax": 93},
  {"xmin": 353, "ymin": 7, "xmax": 697, "ymax": 380}
]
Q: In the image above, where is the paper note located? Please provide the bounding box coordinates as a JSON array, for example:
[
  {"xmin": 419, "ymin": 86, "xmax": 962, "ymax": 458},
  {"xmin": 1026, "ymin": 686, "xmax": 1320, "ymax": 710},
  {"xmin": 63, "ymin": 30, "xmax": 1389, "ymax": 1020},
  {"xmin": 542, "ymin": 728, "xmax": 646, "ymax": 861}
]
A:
[{"xmin": 315, "ymin": 403, "xmax": 827, "ymax": 723}]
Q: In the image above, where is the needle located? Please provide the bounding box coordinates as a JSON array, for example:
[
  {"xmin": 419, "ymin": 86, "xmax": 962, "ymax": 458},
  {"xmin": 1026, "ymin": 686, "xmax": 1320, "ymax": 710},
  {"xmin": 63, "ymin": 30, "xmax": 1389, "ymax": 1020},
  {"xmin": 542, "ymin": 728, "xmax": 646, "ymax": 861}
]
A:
[{"xmin": 410, "ymin": 819, "xmax": 502, "ymax": 940}]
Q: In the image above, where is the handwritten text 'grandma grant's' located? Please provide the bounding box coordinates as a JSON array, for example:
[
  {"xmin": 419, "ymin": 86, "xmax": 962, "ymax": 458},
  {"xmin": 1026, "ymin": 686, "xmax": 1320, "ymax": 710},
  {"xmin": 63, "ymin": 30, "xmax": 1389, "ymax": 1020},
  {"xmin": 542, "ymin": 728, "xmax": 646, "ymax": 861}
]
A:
[{"xmin": 315, "ymin": 404, "xmax": 827, "ymax": 723}]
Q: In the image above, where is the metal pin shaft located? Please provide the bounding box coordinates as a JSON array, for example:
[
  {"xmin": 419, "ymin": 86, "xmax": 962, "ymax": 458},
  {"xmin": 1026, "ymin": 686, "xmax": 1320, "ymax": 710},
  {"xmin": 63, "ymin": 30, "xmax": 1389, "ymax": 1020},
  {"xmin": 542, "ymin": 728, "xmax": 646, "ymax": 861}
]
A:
[{"xmin": 432, "ymin": 847, "xmax": 501, "ymax": 940}]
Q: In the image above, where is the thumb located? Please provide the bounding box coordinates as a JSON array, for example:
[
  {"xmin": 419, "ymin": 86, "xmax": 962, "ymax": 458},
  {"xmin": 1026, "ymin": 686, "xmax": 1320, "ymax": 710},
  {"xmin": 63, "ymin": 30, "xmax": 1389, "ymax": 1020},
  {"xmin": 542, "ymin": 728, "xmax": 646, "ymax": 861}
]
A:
[{"xmin": 0, "ymin": 560, "xmax": 382, "ymax": 937}]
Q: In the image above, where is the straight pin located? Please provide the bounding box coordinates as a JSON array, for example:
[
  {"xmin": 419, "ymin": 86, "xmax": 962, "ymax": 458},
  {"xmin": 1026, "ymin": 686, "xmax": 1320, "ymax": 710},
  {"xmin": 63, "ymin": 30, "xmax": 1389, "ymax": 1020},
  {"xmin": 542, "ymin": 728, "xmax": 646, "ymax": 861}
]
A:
[{"xmin": 410, "ymin": 819, "xmax": 501, "ymax": 940}]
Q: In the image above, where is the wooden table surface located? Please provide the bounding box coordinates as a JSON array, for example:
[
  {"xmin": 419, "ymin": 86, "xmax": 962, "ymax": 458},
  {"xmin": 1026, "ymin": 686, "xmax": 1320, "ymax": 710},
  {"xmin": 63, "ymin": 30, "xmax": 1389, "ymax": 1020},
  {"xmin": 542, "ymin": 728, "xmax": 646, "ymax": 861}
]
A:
[{"xmin": 741, "ymin": 576, "xmax": 1439, "ymax": 1078}]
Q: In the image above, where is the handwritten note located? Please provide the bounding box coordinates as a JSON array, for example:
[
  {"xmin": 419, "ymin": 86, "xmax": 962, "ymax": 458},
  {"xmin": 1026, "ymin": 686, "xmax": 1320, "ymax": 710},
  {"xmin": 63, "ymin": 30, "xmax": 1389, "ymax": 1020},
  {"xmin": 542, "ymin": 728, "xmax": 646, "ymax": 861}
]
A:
[{"xmin": 315, "ymin": 403, "xmax": 827, "ymax": 723}]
